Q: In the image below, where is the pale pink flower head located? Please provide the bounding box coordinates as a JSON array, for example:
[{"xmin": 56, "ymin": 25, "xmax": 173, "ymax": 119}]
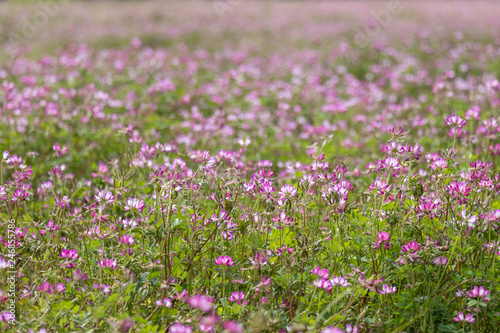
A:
[
  {"xmin": 52, "ymin": 143, "xmax": 68, "ymax": 158},
  {"xmin": 278, "ymin": 184, "xmax": 298, "ymax": 198},
  {"xmin": 378, "ymin": 284, "xmax": 397, "ymax": 294},
  {"xmin": 322, "ymin": 327, "xmax": 344, "ymax": 333},
  {"xmin": 124, "ymin": 197, "xmax": 145, "ymax": 213},
  {"xmin": 222, "ymin": 321, "xmax": 244, "ymax": 333},
  {"xmin": 453, "ymin": 311, "xmax": 475, "ymax": 323},
  {"xmin": 36, "ymin": 281, "xmax": 54, "ymax": 294},
  {"xmin": 155, "ymin": 297, "xmax": 172, "ymax": 307},
  {"xmin": 98, "ymin": 259, "xmax": 118, "ymax": 270},
  {"xmin": 187, "ymin": 295, "xmax": 213, "ymax": 313},
  {"xmin": 95, "ymin": 190, "xmax": 114, "ymax": 206},
  {"xmin": 169, "ymin": 323, "xmax": 193, "ymax": 333},
  {"xmin": 433, "ymin": 256, "xmax": 448, "ymax": 266}
]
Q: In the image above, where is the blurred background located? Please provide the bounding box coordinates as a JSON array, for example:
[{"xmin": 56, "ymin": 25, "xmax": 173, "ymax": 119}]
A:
[{"xmin": 1, "ymin": 1, "xmax": 499, "ymax": 60}]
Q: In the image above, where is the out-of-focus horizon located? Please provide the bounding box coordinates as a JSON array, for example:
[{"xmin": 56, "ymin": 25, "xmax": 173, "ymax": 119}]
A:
[{"xmin": 1, "ymin": 1, "xmax": 499, "ymax": 59}]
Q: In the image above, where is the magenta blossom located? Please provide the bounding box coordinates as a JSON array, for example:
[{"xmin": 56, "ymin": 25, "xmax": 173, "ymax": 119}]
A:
[
  {"xmin": 228, "ymin": 291, "xmax": 248, "ymax": 305},
  {"xmin": 467, "ymin": 286, "xmax": 490, "ymax": 302},
  {"xmin": 453, "ymin": 311, "xmax": 475, "ymax": 323},
  {"xmin": 373, "ymin": 231, "xmax": 391, "ymax": 250},
  {"xmin": 402, "ymin": 241, "xmax": 420, "ymax": 252},
  {"xmin": 98, "ymin": 259, "xmax": 118, "ymax": 270},
  {"xmin": 215, "ymin": 256, "xmax": 235, "ymax": 267}
]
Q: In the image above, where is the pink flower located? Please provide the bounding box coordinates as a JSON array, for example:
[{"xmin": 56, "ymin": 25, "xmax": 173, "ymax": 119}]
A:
[
  {"xmin": 453, "ymin": 311, "xmax": 475, "ymax": 323},
  {"xmin": 378, "ymin": 284, "xmax": 397, "ymax": 294},
  {"xmin": 222, "ymin": 321, "xmax": 244, "ymax": 333},
  {"xmin": 95, "ymin": 190, "xmax": 114, "ymax": 206},
  {"xmin": 228, "ymin": 291, "xmax": 248, "ymax": 305},
  {"xmin": 119, "ymin": 235, "xmax": 135, "ymax": 246},
  {"xmin": 215, "ymin": 256, "xmax": 235, "ymax": 267},
  {"xmin": 322, "ymin": 327, "xmax": 344, "ymax": 333},
  {"xmin": 187, "ymin": 295, "xmax": 213, "ymax": 313},
  {"xmin": 446, "ymin": 114, "xmax": 466, "ymax": 129},
  {"xmin": 169, "ymin": 323, "xmax": 193, "ymax": 333},
  {"xmin": 52, "ymin": 143, "xmax": 68, "ymax": 158},
  {"xmin": 369, "ymin": 179, "xmax": 391, "ymax": 196},
  {"xmin": 36, "ymin": 282, "xmax": 54, "ymax": 294},
  {"xmin": 345, "ymin": 324, "xmax": 358, "ymax": 333},
  {"xmin": 467, "ymin": 286, "xmax": 490, "ymax": 302},
  {"xmin": 402, "ymin": 241, "xmax": 420, "ymax": 253},
  {"xmin": 330, "ymin": 276, "xmax": 349, "ymax": 288},
  {"xmin": 373, "ymin": 231, "xmax": 391, "ymax": 250},
  {"xmin": 98, "ymin": 259, "xmax": 118, "ymax": 270},
  {"xmin": 55, "ymin": 283, "xmax": 66, "ymax": 293},
  {"xmin": 311, "ymin": 267, "xmax": 330, "ymax": 279},
  {"xmin": 433, "ymin": 256, "xmax": 448, "ymax": 265},
  {"xmin": 124, "ymin": 197, "xmax": 145, "ymax": 213},
  {"xmin": 313, "ymin": 278, "xmax": 333, "ymax": 293},
  {"xmin": 278, "ymin": 184, "xmax": 298, "ymax": 198},
  {"xmin": 0, "ymin": 311, "xmax": 15, "ymax": 322},
  {"xmin": 155, "ymin": 297, "xmax": 172, "ymax": 307}
]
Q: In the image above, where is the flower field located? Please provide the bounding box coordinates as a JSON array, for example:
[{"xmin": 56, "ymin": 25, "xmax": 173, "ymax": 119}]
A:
[{"xmin": 1, "ymin": 1, "xmax": 500, "ymax": 332}]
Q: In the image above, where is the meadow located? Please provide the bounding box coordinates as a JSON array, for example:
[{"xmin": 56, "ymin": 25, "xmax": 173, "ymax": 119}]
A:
[{"xmin": 0, "ymin": 1, "xmax": 500, "ymax": 332}]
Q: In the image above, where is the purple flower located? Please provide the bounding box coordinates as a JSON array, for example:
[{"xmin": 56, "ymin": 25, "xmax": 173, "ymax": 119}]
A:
[
  {"xmin": 215, "ymin": 256, "xmax": 235, "ymax": 267},
  {"xmin": 155, "ymin": 297, "xmax": 172, "ymax": 307},
  {"xmin": 98, "ymin": 259, "xmax": 118, "ymax": 270},
  {"xmin": 55, "ymin": 283, "xmax": 66, "ymax": 293},
  {"xmin": 278, "ymin": 184, "xmax": 298, "ymax": 198},
  {"xmin": 378, "ymin": 284, "xmax": 397, "ymax": 294},
  {"xmin": 124, "ymin": 197, "xmax": 145, "ymax": 213},
  {"xmin": 330, "ymin": 276, "xmax": 349, "ymax": 288},
  {"xmin": 0, "ymin": 311, "xmax": 15, "ymax": 322},
  {"xmin": 467, "ymin": 286, "xmax": 490, "ymax": 302},
  {"xmin": 345, "ymin": 324, "xmax": 358, "ymax": 333},
  {"xmin": 228, "ymin": 291, "xmax": 248, "ymax": 305},
  {"xmin": 118, "ymin": 234, "xmax": 135, "ymax": 246},
  {"xmin": 373, "ymin": 231, "xmax": 391, "ymax": 250},
  {"xmin": 446, "ymin": 114, "xmax": 466, "ymax": 129},
  {"xmin": 402, "ymin": 241, "xmax": 420, "ymax": 253},
  {"xmin": 95, "ymin": 190, "xmax": 114, "ymax": 206},
  {"xmin": 36, "ymin": 282, "xmax": 53, "ymax": 294},
  {"xmin": 433, "ymin": 256, "xmax": 448, "ymax": 265},
  {"xmin": 453, "ymin": 311, "xmax": 475, "ymax": 323},
  {"xmin": 311, "ymin": 266, "xmax": 330, "ymax": 279}
]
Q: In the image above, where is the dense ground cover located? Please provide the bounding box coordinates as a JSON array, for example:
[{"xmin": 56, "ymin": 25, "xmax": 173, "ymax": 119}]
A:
[{"xmin": 0, "ymin": 2, "xmax": 500, "ymax": 332}]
